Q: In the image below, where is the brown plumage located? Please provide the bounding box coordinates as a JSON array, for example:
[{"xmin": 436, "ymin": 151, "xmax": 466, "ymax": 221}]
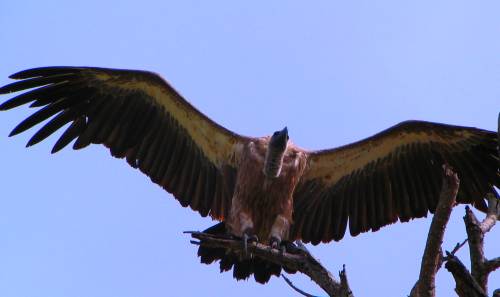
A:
[
  {"xmin": 227, "ymin": 138, "xmax": 307, "ymax": 242},
  {"xmin": 1, "ymin": 66, "xmax": 499, "ymax": 284}
]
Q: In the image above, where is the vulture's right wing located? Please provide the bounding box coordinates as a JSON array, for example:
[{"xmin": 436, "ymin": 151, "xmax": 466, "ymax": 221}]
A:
[{"xmin": 0, "ymin": 66, "xmax": 253, "ymax": 220}]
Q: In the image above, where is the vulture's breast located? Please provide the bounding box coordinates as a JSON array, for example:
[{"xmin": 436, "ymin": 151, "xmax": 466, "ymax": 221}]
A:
[{"xmin": 229, "ymin": 141, "xmax": 307, "ymax": 241}]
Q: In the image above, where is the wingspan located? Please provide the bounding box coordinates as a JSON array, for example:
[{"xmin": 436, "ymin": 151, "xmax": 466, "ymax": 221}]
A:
[
  {"xmin": 0, "ymin": 66, "xmax": 252, "ymax": 220},
  {"xmin": 291, "ymin": 120, "xmax": 499, "ymax": 244}
]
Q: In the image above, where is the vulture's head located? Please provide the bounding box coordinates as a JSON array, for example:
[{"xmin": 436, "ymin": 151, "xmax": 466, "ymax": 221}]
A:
[
  {"xmin": 263, "ymin": 127, "xmax": 289, "ymax": 178},
  {"xmin": 269, "ymin": 127, "xmax": 289, "ymax": 152}
]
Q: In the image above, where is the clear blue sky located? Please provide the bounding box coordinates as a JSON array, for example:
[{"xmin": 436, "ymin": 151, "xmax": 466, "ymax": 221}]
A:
[{"xmin": 0, "ymin": 1, "xmax": 499, "ymax": 296}]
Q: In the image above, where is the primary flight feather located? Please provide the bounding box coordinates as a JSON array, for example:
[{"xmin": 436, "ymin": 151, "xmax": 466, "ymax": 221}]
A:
[{"xmin": 1, "ymin": 66, "xmax": 498, "ymax": 283}]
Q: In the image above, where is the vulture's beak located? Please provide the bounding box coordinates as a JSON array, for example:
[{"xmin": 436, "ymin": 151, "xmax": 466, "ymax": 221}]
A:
[
  {"xmin": 279, "ymin": 127, "xmax": 288, "ymax": 141},
  {"xmin": 270, "ymin": 127, "xmax": 289, "ymax": 151}
]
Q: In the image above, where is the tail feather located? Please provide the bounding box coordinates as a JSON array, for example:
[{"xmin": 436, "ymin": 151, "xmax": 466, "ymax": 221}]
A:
[
  {"xmin": 233, "ymin": 259, "xmax": 252, "ymax": 280},
  {"xmin": 253, "ymin": 258, "xmax": 281, "ymax": 283},
  {"xmin": 219, "ymin": 254, "xmax": 236, "ymax": 272},
  {"xmin": 198, "ymin": 222, "xmax": 228, "ymax": 265},
  {"xmin": 197, "ymin": 222, "xmax": 296, "ymax": 284}
]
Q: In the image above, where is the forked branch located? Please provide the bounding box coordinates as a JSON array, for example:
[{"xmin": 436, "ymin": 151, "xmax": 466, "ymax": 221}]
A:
[{"xmin": 410, "ymin": 164, "xmax": 460, "ymax": 297}]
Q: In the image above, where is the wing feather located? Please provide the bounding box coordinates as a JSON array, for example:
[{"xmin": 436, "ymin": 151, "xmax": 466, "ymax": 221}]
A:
[
  {"xmin": 0, "ymin": 66, "xmax": 252, "ymax": 220},
  {"xmin": 291, "ymin": 120, "xmax": 499, "ymax": 243}
]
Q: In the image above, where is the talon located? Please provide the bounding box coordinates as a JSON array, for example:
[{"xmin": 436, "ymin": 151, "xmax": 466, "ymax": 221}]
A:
[
  {"xmin": 270, "ymin": 236, "xmax": 281, "ymax": 250},
  {"xmin": 243, "ymin": 233, "xmax": 249, "ymax": 255},
  {"xmin": 282, "ymin": 241, "xmax": 299, "ymax": 254},
  {"xmin": 242, "ymin": 229, "xmax": 258, "ymax": 256}
]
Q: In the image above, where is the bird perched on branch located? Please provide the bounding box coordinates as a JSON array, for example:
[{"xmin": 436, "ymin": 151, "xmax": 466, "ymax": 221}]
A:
[{"xmin": 1, "ymin": 66, "xmax": 498, "ymax": 283}]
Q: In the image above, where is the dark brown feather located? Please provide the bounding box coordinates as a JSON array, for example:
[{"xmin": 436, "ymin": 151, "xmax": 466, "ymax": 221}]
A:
[
  {"xmin": 176, "ymin": 148, "xmax": 197, "ymax": 207},
  {"xmin": 27, "ymin": 108, "xmax": 79, "ymax": 146},
  {"xmin": 52, "ymin": 116, "xmax": 87, "ymax": 153},
  {"xmin": 0, "ymin": 82, "xmax": 70, "ymax": 110},
  {"xmin": 136, "ymin": 116, "xmax": 163, "ymax": 169},
  {"xmin": 190, "ymin": 165, "xmax": 207, "ymax": 211},
  {"xmin": 381, "ymin": 168, "xmax": 396, "ymax": 223},
  {"xmin": 210, "ymin": 173, "xmax": 225, "ymax": 219},
  {"xmin": 125, "ymin": 146, "xmax": 139, "ymax": 168},
  {"xmin": 408, "ymin": 144, "xmax": 429, "ymax": 215},
  {"xmin": 364, "ymin": 162, "xmax": 378, "ymax": 231},
  {"xmin": 140, "ymin": 121, "xmax": 167, "ymax": 176},
  {"xmin": 162, "ymin": 133, "xmax": 187, "ymax": 193},
  {"xmin": 93, "ymin": 97, "xmax": 127, "ymax": 143},
  {"xmin": 9, "ymin": 98, "xmax": 76, "ymax": 137},
  {"xmin": 9, "ymin": 66, "xmax": 79, "ymax": 79},
  {"xmin": 148, "ymin": 129, "xmax": 173, "ymax": 182},
  {"xmin": 400, "ymin": 145, "xmax": 426, "ymax": 218},
  {"xmin": 348, "ymin": 169, "xmax": 362, "ymax": 236},
  {"xmin": 203, "ymin": 166, "xmax": 217, "ymax": 217},
  {"xmin": 0, "ymin": 73, "xmax": 76, "ymax": 94},
  {"xmin": 372, "ymin": 168, "xmax": 386, "ymax": 228},
  {"xmin": 30, "ymin": 82, "xmax": 84, "ymax": 108},
  {"xmin": 333, "ymin": 177, "xmax": 351, "ymax": 241},
  {"xmin": 154, "ymin": 133, "xmax": 178, "ymax": 186}
]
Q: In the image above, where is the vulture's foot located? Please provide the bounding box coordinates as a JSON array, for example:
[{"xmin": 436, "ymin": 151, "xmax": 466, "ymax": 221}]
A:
[
  {"xmin": 270, "ymin": 237, "xmax": 296, "ymax": 254},
  {"xmin": 281, "ymin": 241, "xmax": 298, "ymax": 254},
  {"xmin": 270, "ymin": 236, "xmax": 281, "ymax": 249},
  {"xmin": 282, "ymin": 241, "xmax": 301, "ymax": 254},
  {"xmin": 270, "ymin": 236, "xmax": 287, "ymax": 254},
  {"xmin": 242, "ymin": 229, "xmax": 258, "ymax": 256}
]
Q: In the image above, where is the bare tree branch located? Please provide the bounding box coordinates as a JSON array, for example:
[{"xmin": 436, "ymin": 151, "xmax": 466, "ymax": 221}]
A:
[
  {"xmin": 464, "ymin": 191, "xmax": 500, "ymax": 294},
  {"xmin": 281, "ymin": 274, "xmax": 317, "ymax": 297},
  {"xmin": 410, "ymin": 165, "xmax": 460, "ymax": 297},
  {"xmin": 187, "ymin": 231, "xmax": 353, "ymax": 297},
  {"xmin": 485, "ymin": 257, "xmax": 500, "ymax": 273},
  {"xmin": 442, "ymin": 188, "xmax": 500, "ymax": 296},
  {"xmin": 441, "ymin": 200, "xmax": 499, "ymax": 297},
  {"xmin": 480, "ymin": 193, "xmax": 500, "ymax": 233},
  {"xmin": 449, "ymin": 239, "xmax": 468, "ymax": 256},
  {"xmin": 465, "ymin": 206, "xmax": 489, "ymax": 290},
  {"xmin": 339, "ymin": 265, "xmax": 352, "ymax": 297},
  {"xmin": 444, "ymin": 253, "xmax": 488, "ymax": 297}
]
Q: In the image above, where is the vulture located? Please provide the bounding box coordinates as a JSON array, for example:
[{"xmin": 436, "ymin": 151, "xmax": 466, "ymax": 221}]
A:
[{"xmin": 1, "ymin": 66, "xmax": 499, "ymax": 284}]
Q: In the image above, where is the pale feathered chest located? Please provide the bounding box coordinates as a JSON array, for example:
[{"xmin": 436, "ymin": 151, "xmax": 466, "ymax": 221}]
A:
[{"xmin": 227, "ymin": 141, "xmax": 307, "ymax": 239}]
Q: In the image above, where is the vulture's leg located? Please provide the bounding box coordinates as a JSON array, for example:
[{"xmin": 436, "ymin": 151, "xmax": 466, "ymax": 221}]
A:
[
  {"xmin": 269, "ymin": 214, "xmax": 290, "ymax": 252},
  {"xmin": 239, "ymin": 212, "xmax": 257, "ymax": 255}
]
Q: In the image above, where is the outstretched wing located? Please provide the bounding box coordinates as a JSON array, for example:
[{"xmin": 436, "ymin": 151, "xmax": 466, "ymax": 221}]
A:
[
  {"xmin": 0, "ymin": 66, "xmax": 252, "ymax": 220},
  {"xmin": 291, "ymin": 120, "xmax": 499, "ymax": 244}
]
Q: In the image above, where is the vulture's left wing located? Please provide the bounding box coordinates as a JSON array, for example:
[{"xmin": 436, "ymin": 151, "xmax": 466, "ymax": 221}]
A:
[
  {"xmin": 291, "ymin": 120, "xmax": 499, "ymax": 244},
  {"xmin": 0, "ymin": 66, "xmax": 252, "ymax": 220}
]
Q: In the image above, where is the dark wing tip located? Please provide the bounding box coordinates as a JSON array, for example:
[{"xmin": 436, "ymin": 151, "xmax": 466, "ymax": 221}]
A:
[
  {"xmin": 0, "ymin": 101, "xmax": 11, "ymax": 110},
  {"xmin": 8, "ymin": 129, "xmax": 18, "ymax": 137},
  {"xmin": 0, "ymin": 83, "xmax": 15, "ymax": 94},
  {"xmin": 8, "ymin": 66, "xmax": 81, "ymax": 80}
]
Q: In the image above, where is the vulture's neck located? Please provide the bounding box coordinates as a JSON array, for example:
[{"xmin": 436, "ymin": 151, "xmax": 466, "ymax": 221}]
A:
[{"xmin": 263, "ymin": 145, "xmax": 286, "ymax": 178}]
